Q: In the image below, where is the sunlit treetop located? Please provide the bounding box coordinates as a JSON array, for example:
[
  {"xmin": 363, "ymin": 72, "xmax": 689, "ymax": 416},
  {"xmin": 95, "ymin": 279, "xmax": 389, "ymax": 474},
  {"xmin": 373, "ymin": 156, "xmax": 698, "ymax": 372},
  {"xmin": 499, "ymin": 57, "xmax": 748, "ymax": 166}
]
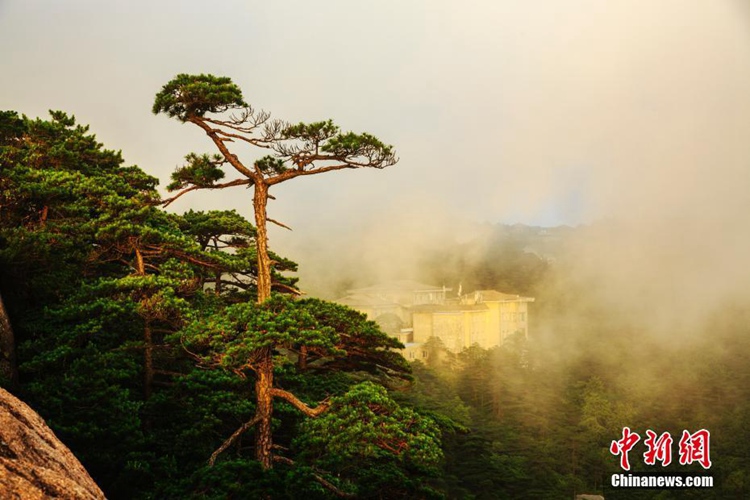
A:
[{"xmin": 152, "ymin": 74, "xmax": 248, "ymax": 122}]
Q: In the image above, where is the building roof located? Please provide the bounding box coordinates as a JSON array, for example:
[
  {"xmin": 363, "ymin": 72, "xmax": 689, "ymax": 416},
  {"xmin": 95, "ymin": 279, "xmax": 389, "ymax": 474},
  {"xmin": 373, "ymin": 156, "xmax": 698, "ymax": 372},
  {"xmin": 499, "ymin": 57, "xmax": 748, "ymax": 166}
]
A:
[
  {"xmin": 411, "ymin": 303, "xmax": 489, "ymax": 313},
  {"xmin": 335, "ymin": 294, "xmax": 400, "ymax": 307},
  {"xmin": 347, "ymin": 280, "xmax": 451, "ymax": 294},
  {"xmin": 470, "ymin": 290, "xmax": 535, "ymax": 302}
]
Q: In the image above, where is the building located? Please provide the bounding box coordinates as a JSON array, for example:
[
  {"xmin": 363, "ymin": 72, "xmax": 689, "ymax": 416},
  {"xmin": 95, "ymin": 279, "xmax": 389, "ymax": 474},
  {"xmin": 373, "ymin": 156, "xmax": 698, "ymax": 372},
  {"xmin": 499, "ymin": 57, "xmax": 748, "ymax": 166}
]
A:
[{"xmin": 335, "ymin": 281, "xmax": 534, "ymax": 359}]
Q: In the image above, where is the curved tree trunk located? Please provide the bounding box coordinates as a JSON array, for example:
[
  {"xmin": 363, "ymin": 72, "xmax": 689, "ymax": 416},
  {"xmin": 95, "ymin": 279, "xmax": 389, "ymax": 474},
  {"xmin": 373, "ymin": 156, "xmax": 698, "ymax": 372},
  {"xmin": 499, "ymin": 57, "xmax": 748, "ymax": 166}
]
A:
[{"xmin": 0, "ymin": 290, "xmax": 18, "ymax": 388}]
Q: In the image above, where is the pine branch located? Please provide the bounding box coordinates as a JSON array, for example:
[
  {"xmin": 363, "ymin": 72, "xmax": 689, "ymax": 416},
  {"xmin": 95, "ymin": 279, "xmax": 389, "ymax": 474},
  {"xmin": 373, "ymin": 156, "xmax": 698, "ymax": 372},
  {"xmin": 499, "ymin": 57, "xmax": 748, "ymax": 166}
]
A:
[
  {"xmin": 208, "ymin": 414, "xmax": 261, "ymax": 466},
  {"xmin": 270, "ymin": 388, "xmax": 330, "ymax": 417},
  {"xmin": 161, "ymin": 178, "xmax": 252, "ymax": 207},
  {"xmin": 272, "ymin": 281, "xmax": 303, "ymax": 296},
  {"xmin": 188, "ymin": 117, "xmax": 261, "ymax": 181},
  {"xmin": 272, "ymin": 456, "xmax": 355, "ymax": 498},
  {"xmin": 267, "ymin": 217, "xmax": 292, "ymax": 231}
]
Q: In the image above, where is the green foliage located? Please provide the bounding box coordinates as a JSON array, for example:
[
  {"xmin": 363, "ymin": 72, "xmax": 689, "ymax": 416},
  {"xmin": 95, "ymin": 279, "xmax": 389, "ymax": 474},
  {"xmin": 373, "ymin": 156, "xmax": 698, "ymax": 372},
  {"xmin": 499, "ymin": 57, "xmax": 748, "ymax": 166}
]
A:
[
  {"xmin": 297, "ymin": 298, "xmax": 410, "ymax": 375},
  {"xmin": 180, "ymin": 208, "xmax": 255, "ymax": 242},
  {"xmin": 2, "ymin": 110, "xmax": 156, "ymax": 189},
  {"xmin": 255, "ymin": 155, "xmax": 288, "ymax": 175},
  {"xmin": 167, "ymin": 152, "xmax": 226, "ymax": 190},
  {"xmin": 295, "ymin": 381, "xmax": 443, "ymax": 497},
  {"xmin": 176, "ymin": 209, "xmax": 300, "ymax": 299},
  {"xmin": 179, "ymin": 459, "xmax": 284, "ymax": 499},
  {"xmin": 142, "ymin": 367, "xmax": 259, "ymax": 495},
  {"xmin": 401, "ymin": 361, "xmax": 471, "ymax": 430},
  {"xmin": 282, "ymin": 120, "xmax": 339, "ymax": 141},
  {"xmin": 0, "ymin": 110, "xmax": 160, "ymax": 279},
  {"xmin": 299, "ymin": 381, "xmax": 442, "ymax": 467},
  {"xmin": 3, "ymin": 108, "xmax": 436, "ymax": 499},
  {"xmin": 177, "ymin": 295, "xmax": 343, "ymax": 370},
  {"xmin": 280, "ymin": 120, "xmax": 395, "ymax": 164},
  {"xmin": 152, "ymin": 73, "xmax": 248, "ymax": 121},
  {"xmin": 178, "ymin": 208, "xmax": 256, "ymax": 258},
  {"xmin": 1, "ymin": 110, "xmax": 269, "ymax": 497},
  {"xmin": 154, "ymin": 74, "xmax": 397, "ymax": 186},
  {"xmin": 26, "ymin": 345, "xmax": 146, "ymax": 477},
  {"xmin": 176, "ymin": 296, "xmax": 409, "ymax": 378},
  {"xmin": 0, "ymin": 110, "xmax": 24, "ymax": 143},
  {"xmin": 18, "ymin": 283, "xmax": 148, "ymax": 487},
  {"xmin": 322, "ymin": 131, "xmax": 394, "ymax": 161}
]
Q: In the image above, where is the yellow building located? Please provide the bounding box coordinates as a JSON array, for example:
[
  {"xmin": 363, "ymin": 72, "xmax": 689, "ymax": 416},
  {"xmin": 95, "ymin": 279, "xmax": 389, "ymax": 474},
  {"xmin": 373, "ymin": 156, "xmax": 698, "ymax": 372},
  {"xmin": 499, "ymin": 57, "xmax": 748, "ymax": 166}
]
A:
[
  {"xmin": 335, "ymin": 282, "xmax": 534, "ymax": 356},
  {"xmin": 460, "ymin": 290, "xmax": 534, "ymax": 345},
  {"xmin": 411, "ymin": 303, "xmax": 490, "ymax": 351}
]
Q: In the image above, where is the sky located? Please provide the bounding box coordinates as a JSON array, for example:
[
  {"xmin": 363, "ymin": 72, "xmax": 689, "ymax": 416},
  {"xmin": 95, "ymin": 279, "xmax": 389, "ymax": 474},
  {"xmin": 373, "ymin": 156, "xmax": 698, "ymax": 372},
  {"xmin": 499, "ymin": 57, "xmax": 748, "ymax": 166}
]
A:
[{"xmin": 2, "ymin": 1, "xmax": 750, "ymax": 309}]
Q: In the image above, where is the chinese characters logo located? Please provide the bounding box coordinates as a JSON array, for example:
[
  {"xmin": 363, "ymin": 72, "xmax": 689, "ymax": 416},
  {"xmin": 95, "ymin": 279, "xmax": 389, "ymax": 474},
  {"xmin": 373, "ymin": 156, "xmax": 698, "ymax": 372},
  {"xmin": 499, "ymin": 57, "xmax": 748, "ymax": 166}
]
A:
[{"xmin": 610, "ymin": 427, "xmax": 711, "ymax": 470}]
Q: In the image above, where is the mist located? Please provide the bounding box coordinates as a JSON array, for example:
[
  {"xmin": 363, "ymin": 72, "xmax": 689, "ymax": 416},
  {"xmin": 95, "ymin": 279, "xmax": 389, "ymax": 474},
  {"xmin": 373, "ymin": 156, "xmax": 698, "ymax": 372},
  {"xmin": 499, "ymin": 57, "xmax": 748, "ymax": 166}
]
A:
[{"xmin": 259, "ymin": 1, "xmax": 750, "ymax": 350}]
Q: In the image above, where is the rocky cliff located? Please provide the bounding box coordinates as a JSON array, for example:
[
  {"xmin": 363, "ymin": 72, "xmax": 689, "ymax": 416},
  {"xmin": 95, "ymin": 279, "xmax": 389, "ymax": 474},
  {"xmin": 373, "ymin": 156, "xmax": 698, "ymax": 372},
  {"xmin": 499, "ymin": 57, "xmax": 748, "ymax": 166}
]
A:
[{"xmin": 0, "ymin": 387, "xmax": 105, "ymax": 499}]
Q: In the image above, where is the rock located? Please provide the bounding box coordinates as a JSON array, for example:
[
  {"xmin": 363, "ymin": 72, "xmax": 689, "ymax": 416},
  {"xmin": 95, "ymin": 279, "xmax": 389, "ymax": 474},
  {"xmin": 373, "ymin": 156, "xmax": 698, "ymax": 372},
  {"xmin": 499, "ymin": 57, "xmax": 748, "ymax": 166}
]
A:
[{"xmin": 0, "ymin": 387, "xmax": 105, "ymax": 499}]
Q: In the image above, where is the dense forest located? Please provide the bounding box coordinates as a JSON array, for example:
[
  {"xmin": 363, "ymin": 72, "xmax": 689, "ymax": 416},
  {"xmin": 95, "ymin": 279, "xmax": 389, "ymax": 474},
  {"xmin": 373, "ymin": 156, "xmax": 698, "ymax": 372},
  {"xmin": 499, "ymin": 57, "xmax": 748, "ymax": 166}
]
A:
[{"xmin": 1, "ymin": 77, "xmax": 750, "ymax": 499}]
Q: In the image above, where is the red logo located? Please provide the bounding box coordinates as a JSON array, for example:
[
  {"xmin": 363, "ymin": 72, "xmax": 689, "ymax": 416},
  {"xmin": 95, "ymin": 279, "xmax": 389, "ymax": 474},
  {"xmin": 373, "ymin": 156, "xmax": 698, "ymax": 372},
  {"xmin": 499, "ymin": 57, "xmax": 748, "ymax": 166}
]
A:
[
  {"xmin": 610, "ymin": 427, "xmax": 641, "ymax": 471},
  {"xmin": 611, "ymin": 428, "xmax": 711, "ymax": 470}
]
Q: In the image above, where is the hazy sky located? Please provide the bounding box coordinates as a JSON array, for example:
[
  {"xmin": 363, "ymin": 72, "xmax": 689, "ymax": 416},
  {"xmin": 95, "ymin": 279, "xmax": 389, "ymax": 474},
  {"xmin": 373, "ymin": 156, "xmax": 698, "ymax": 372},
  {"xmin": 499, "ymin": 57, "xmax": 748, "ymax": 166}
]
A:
[{"xmin": 2, "ymin": 1, "xmax": 750, "ymax": 303}]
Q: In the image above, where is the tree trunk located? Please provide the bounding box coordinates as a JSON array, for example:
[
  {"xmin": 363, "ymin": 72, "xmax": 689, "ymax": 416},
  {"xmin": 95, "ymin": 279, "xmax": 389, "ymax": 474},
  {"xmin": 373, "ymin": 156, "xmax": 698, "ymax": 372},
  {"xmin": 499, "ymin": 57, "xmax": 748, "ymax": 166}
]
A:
[
  {"xmin": 298, "ymin": 345, "xmax": 308, "ymax": 371},
  {"xmin": 252, "ymin": 182, "xmax": 276, "ymax": 469},
  {"xmin": 254, "ymin": 349, "xmax": 274, "ymax": 470},
  {"xmin": 253, "ymin": 182, "xmax": 272, "ymax": 303},
  {"xmin": 0, "ymin": 290, "xmax": 18, "ymax": 388}
]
